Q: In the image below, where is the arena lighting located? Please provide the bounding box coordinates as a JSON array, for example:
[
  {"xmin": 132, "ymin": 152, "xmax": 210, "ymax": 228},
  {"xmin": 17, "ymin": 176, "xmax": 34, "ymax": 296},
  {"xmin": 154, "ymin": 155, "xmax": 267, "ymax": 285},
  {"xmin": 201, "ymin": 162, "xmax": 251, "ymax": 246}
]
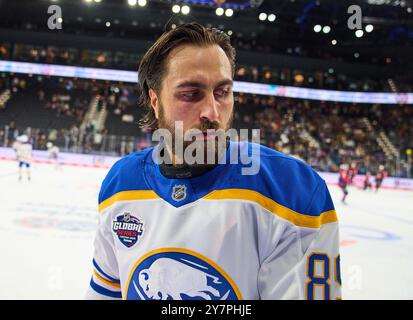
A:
[
  {"xmin": 225, "ymin": 9, "xmax": 234, "ymax": 17},
  {"xmin": 94, "ymin": 0, "xmax": 101, "ymax": 3},
  {"xmin": 354, "ymin": 52, "xmax": 360, "ymax": 58},
  {"xmin": 216, "ymin": 8, "xmax": 224, "ymax": 16},
  {"xmin": 1, "ymin": 60, "xmax": 412, "ymax": 104},
  {"xmin": 181, "ymin": 5, "xmax": 190, "ymax": 15},
  {"xmin": 294, "ymin": 74, "xmax": 304, "ymax": 83},
  {"xmin": 365, "ymin": 24, "xmax": 374, "ymax": 32},
  {"xmin": 331, "ymin": 39, "xmax": 337, "ymax": 45},
  {"xmin": 172, "ymin": 4, "xmax": 180, "ymax": 13},
  {"xmin": 268, "ymin": 14, "xmax": 276, "ymax": 22},
  {"xmin": 355, "ymin": 29, "xmax": 364, "ymax": 37},
  {"xmin": 408, "ymin": 7, "xmax": 412, "ymax": 13},
  {"xmin": 323, "ymin": 26, "xmax": 331, "ymax": 33},
  {"xmin": 105, "ymin": 21, "xmax": 111, "ymax": 27},
  {"xmin": 138, "ymin": 0, "xmax": 146, "ymax": 6},
  {"xmin": 228, "ymin": 30, "xmax": 233, "ymax": 35},
  {"xmin": 128, "ymin": 0, "xmax": 137, "ymax": 6},
  {"xmin": 313, "ymin": 25, "xmax": 322, "ymax": 32},
  {"xmin": 84, "ymin": 0, "xmax": 92, "ymax": 2},
  {"xmin": 368, "ymin": 0, "xmax": 408, "ymax": 6},
  {"xmin": 259, "ymin": 13, "xmax": 267, "ymax": 21}
]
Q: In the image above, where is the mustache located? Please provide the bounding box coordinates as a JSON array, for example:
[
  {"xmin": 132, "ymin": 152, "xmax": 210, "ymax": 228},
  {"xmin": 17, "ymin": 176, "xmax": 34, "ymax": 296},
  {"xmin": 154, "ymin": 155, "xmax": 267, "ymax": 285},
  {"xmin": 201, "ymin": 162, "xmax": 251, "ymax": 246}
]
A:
[{"xmin": 191, "ymin": 120, "xmax": 221, "ymax": 132}]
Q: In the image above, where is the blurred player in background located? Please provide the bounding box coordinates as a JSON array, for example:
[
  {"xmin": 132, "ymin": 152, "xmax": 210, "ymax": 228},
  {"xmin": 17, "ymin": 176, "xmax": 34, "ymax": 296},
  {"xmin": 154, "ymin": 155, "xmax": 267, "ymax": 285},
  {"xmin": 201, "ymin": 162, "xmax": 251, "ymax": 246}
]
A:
[
  {"xmin": 338, "ymin": 164, "xmax": 350, "ymax": 204},
  {"xmin": 16, "ymin": 134, "xmax": 32, "ymax": 181},
  {"xmin": 375, "ymin": 165, "xmax": 387, "ymax": 192},
  {"xmin": 12, "ymin": 138, "xmax": 21, "ymax": 162},
  {"xmin": 47, "ymin": 142, "xmax": 60, "ymax": 170},
  {"xmin": 363, "ymin": 171, "xmax": 373, "ymax": 191},
  {"xmin": 348, "ymin": 162, "xmax": 358, "ymax": 186}
]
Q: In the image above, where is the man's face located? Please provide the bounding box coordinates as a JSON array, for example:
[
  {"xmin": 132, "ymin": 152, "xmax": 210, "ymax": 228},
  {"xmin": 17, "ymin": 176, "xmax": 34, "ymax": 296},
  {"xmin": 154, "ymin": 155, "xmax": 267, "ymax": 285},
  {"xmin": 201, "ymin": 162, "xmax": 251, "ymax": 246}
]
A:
[{"xmin": 149, "ymin": 44, "xmax": 234, "ymax": 164}]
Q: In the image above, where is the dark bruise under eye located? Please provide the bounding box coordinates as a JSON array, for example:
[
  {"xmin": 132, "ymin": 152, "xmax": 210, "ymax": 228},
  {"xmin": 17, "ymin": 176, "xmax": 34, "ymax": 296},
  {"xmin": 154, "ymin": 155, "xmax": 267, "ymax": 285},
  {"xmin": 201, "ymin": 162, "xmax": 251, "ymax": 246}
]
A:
[{"xmin": 177, "ymin": 91, "xmax": 201, "ymax": 101}]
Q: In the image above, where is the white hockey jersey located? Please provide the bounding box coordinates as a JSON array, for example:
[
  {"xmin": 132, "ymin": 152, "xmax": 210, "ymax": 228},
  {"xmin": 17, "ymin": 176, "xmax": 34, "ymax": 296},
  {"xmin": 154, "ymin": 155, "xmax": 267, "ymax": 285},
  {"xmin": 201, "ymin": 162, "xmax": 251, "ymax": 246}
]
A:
[
  {"xmin": 86, "ymin": 141, "xmax": 342, "ymax": 300},
  {"xmin": 48, "ymin": 146, "xmax": 59, "ymax": 159},
  {"xmin": 17, "ymin": 143, "xmax": 32, "ymax": 164}
]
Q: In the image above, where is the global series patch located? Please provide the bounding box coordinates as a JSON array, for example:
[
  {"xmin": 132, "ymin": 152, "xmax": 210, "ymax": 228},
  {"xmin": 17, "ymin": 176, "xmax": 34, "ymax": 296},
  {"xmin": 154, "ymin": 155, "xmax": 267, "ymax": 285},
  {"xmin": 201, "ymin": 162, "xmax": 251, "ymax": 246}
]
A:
[{"xmin": 112, "ymin": 212, "xmax": 144, "ymax": 248}]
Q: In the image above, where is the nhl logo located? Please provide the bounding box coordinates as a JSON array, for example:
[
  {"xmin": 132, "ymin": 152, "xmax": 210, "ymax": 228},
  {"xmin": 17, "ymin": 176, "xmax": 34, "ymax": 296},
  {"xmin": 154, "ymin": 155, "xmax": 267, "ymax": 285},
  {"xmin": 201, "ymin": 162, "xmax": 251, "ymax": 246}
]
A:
[
  {"xmin": 123, "ymin": 212, "xmax": 131, "ymax": 222},
  {"xmin": 172, "ymin": 184, "xmax": 187, "ymax": 202}
]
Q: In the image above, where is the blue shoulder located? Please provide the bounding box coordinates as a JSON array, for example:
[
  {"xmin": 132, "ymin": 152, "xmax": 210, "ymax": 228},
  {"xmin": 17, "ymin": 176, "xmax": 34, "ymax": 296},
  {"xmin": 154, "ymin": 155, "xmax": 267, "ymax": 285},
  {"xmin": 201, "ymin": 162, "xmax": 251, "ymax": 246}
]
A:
[
  {"xmin": 98, "ymin": 147, "xmax": 153, "ymax": 204},
  {"xmin": 221, "ymin": 142, "xmax": 334, "ymax": 216}
]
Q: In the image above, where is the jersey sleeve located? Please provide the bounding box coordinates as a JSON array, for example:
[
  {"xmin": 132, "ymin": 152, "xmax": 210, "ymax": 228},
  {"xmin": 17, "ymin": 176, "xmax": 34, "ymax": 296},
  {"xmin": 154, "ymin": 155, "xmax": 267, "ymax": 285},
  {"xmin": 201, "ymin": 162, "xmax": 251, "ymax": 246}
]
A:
[
  {"xmin": 85, "ymin": 182, "xmax": 122, "ymax": 300},
  {"xmin": 258, "ymin": 180, "xmax": 342, "ymax": 300}
]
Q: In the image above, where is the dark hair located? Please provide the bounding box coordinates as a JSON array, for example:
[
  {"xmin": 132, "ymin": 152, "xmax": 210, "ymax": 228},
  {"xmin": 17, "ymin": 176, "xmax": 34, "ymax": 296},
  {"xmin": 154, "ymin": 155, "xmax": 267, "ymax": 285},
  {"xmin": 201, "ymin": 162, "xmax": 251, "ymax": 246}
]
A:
[{"xmin": 137, "ymin": 22, "xmax": 236, "ymax": 128}]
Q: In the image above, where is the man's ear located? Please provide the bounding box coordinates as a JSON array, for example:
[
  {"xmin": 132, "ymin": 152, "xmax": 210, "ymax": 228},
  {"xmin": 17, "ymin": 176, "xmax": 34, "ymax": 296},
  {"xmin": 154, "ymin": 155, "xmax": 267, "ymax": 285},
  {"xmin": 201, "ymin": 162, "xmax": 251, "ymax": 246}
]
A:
[{"xmin": 149, "ymin": 88, "xmax": 159, "ymax": 119}]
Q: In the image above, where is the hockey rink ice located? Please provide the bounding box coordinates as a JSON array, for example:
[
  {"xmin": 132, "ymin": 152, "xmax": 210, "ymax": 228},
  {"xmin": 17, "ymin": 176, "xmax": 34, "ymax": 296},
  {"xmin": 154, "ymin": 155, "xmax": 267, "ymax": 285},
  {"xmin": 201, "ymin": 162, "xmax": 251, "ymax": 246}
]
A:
[{"xmin": 0, "ymin": 159, "xmax": 412, "ymax": 300}]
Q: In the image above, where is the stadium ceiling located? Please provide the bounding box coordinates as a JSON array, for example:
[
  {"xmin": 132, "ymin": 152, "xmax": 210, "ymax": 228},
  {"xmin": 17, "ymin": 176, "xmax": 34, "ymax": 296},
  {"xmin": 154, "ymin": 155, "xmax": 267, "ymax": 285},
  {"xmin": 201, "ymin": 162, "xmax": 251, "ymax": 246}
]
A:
[{"xmin": 0, "ymin": 0, "xmax": 412, "ymax": 66}]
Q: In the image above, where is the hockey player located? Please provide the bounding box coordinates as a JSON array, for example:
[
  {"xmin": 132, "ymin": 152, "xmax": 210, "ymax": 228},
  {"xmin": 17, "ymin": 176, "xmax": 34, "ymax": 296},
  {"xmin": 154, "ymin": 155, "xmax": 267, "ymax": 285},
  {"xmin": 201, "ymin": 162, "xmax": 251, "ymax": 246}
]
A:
[
  {"xmin": 85, "ymin": 23, "xmax": 342, "ymax": 300},
  {"xmin": 46, "ymin": 142, "xmax": 60, "ymax": 170},
  {"xmin": 16, "ymin": 134, "xmax": 32, "ymax": 181},
  {"xmin": 375, "ymin": 165, "xmax": 387, "ymax": 192},
  {"xmin": 363, "ymin": 172, "xmax": 373, "ymax": 191},
  {"xmin": 348, "ymin": 162, "xmax": 358, "ymax": 186},
  {"xmin": 12, "ymin": 138, "xmax": 21, "ymax": 162},
  {"xmin": 338, "ymin": 164, "xmax": 350, "ymax": 204}
]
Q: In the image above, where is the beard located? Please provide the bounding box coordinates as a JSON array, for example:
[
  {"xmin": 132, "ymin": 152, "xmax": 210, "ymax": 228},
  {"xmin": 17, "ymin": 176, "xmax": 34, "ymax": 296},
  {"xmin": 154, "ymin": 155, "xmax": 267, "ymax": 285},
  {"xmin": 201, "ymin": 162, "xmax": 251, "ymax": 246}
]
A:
[{"xmin": 157, "ymin": 102, "xmax": 233, "ymax": 168}]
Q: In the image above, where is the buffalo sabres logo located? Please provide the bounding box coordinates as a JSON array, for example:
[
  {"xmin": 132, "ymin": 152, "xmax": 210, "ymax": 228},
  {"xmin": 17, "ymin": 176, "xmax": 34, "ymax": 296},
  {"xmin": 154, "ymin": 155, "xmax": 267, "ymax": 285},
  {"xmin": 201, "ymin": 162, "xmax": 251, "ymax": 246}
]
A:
[
  {"xmin": 172, "ymin": 185, "xmax": 187, "ymax": 202},
  {"xmin": 112, "ymin": 213, "xmax": 144, "ymax": 248},
  {"xmin": 126, "ymin": 249, "xmax": 241, "ymax": 300}
]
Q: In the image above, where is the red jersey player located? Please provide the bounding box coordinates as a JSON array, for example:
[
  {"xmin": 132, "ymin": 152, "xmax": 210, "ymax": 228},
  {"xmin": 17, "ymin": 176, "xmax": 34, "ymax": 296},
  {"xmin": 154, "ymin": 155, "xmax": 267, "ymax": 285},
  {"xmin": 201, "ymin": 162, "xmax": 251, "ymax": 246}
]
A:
[
  {"xmin": 338, "ymin": 164, "xmax": 350, "ymax": 204},
  {"xmin": 363, "ymin": 172, "xmax": 373, "ymax": 191},
  {"xmin": 375, "ymin": 165, "xmax": 387, "ymax": 192},
  {"xmin": 348, "ymin": 162, "xmax": 358, "ymax": 185}
]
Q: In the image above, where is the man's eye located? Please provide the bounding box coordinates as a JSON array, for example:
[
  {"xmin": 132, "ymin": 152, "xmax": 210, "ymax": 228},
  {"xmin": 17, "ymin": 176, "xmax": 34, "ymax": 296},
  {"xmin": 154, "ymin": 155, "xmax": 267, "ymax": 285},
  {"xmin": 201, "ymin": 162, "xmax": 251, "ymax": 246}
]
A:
[
  {"xmin": 215, "ymin": 88, "xmax": 230, "ymax": 97},
  {"xmin": 181, "ymin": 92, "xmax": 199, "ymax": 99}
]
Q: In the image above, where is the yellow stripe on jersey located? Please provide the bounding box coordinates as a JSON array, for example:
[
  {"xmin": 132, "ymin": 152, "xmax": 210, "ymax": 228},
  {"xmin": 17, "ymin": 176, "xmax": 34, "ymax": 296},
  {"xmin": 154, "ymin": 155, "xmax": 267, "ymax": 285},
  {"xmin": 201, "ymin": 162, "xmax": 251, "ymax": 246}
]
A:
[
  {"xmin": 93, "ymin": 270, "xmax": 121, "ymax": 289},
  {"xmin": 98, "ymin": 190, "xmax": 159, "ymax": 213},
  {"xmin": 202, "ymin": 189, "xmax": 337, "ymax": 229}
]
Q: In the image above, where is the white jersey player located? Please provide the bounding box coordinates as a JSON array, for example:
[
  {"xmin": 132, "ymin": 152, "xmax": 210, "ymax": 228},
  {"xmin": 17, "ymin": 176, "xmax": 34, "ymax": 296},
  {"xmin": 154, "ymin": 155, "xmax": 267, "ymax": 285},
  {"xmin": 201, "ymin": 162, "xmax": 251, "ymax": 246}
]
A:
[
  {"xmin": 12, "ymin": 139, "xmax": 21, "ymax": 161},
  {"xmin": 85, "ymin": 23, "xmax": 342, "ymax": 300},
  {"xmin": 86, "ymin": 142, "xmax": 342, "ymax": 300},
  {"xmin": 47, "ymin": 142, "xmax": 60, "ymax": 169},
  {"xmin": 16, "ymin": 135, "xmax": 32, "ymax": 181}
]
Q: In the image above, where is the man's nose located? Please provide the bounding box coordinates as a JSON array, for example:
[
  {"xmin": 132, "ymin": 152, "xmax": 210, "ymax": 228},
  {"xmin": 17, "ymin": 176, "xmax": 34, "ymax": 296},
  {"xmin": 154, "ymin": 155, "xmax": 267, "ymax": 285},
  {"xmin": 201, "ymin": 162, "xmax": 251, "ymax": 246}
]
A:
[{"xmin": 199, "ymin": 93, "xmax": 219, "ymax": 123}]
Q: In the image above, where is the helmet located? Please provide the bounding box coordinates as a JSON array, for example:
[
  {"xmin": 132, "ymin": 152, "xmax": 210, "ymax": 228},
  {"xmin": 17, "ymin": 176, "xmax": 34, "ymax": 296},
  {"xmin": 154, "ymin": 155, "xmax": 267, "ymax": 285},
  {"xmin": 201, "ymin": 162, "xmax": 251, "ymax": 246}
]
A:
[{"xmin": 18, "ymin": 135, "xmax": 28, "ymax": 143}]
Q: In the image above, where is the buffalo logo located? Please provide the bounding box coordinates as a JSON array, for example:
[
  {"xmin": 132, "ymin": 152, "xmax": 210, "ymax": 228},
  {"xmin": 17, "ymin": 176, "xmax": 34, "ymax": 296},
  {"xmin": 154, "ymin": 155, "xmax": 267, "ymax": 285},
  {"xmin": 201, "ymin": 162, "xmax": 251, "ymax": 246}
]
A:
[
  {"xmin": 112, "ymin": 213, "xmax": 144, "ymax": 248},
  {"xmin": 172, "ymin": 185, "xmax": 187, "ymax": 202},
  {"xmin": 126, "ymin": 249, "xmax": 241, "ymax": 300}
]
